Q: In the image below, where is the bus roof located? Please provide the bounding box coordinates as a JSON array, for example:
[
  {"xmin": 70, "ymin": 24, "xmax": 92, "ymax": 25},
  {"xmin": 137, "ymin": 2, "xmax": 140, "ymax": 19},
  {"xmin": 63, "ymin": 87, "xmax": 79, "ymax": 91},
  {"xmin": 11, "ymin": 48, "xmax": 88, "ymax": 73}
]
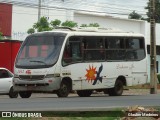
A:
[{"xmin": 31, "ymin": 27, "xmax": 144, "ymax": 37}]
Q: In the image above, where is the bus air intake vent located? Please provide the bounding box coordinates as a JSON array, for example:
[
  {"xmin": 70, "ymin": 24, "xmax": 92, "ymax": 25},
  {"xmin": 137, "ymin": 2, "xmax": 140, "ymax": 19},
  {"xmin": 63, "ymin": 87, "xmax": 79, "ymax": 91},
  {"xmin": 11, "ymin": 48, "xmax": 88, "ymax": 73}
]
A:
[{"xmin": 19, "ymin": 75, "xmax": 45, "ymax": 80}]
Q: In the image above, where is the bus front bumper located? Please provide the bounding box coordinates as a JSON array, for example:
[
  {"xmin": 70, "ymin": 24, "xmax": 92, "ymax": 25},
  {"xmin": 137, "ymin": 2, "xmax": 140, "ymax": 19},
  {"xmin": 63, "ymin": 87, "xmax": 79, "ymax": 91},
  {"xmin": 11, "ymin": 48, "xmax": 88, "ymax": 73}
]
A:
[{"xmin": 13, "ymin": 77, "xmax": 61, "ymax": 92}]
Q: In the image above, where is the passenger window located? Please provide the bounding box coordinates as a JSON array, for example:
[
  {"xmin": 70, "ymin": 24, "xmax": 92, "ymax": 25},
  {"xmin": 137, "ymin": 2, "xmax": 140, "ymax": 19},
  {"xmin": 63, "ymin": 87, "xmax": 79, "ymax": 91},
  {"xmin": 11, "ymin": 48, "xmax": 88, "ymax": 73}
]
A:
[
  {"xmin": 106, "ymin": 38, "xmax": 124, "ymax": 49},
  {"xmin": 126, "ymin": 39, "xmax": 140, "ymax": 49},
  {"xmin": 126, "ymin": 38, "xmax": 145, "ymax": 61},
  {"xmin": 83, "ymin": 36, "xmax": 105, "ymax": 61},
  {"xmin": 105, "ymin": 37, "xmax": 125, "ymax": 61}
]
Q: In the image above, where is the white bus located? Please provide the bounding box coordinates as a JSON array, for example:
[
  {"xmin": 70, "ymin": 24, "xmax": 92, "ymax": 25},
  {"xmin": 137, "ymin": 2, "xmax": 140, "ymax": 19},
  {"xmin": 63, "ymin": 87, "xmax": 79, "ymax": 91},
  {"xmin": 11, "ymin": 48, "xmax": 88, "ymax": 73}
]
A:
[{"xmin": 13, "ymin": 27, "xmax": 148, "ymax": 98}]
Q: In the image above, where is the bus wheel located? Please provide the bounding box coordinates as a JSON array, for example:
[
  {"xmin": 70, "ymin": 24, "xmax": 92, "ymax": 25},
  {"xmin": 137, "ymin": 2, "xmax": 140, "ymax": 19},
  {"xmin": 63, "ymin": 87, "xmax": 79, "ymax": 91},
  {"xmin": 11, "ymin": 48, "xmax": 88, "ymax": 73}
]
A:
[
  {"xmin": 77, "ymin": 90, "xmax": 92, "ymax": 97},
  {"xmin": 57, "ymin": 82, "xmax": 69, "ymax": 97},
  {"xmin": 108, "ymin": 80, "xmax": 123, "ymax": 96},
  {"xmin": 9, "ymin": 87, "xmax": 18, "ymax": 98},
  {"xmin": 19, "ymin": 91, "xmax": 32, "ymax": 98}
]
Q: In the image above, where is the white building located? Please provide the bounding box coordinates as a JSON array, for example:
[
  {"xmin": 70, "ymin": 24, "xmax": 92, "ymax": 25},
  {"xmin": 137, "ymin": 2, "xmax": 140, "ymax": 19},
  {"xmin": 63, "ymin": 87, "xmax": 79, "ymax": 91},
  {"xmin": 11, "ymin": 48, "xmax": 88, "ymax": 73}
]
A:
[{"xmin": 12, "ymin": 4, "xmax": 160, "ymax": 44}]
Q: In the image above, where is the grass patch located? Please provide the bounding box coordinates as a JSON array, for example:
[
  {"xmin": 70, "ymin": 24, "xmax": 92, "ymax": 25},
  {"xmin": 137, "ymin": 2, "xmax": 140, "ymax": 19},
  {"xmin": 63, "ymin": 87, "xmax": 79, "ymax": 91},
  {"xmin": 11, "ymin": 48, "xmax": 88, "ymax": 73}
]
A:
[
  {"xmin": 0, "ymin": 111, "xmax": 124, "ymax": 120},
  {"xmin": 41, "ymin": 111, "xmax": 124, "ymax": 117}
]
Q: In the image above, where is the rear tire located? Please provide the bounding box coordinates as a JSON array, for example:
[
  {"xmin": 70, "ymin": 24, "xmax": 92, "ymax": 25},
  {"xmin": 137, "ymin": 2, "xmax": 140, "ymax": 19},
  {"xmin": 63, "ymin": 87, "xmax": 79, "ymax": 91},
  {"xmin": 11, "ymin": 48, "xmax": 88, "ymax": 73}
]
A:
[
  {"xmin": 57, "ymin": 82, "xmax": 69, "ymax": 97},
  {"xmin": 108, "ymin": 80, "xmax": 123, "ymax": 96},
  {"xmin": 77, "ymin": 90, "xmax": 92, "ymax": 97},
  {"xmin": 19, "ymin": 91, "xmax": 32, "ymax": 98},
  {"xmin": 9, "ymin": 87, "xmax": 18, "ymax": 98}
]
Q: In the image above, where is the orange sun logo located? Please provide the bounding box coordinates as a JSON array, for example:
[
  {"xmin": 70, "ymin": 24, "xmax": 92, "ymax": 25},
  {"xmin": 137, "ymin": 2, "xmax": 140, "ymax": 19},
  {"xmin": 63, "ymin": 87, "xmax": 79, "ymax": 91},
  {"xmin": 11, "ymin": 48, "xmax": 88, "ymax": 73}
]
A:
[{"xmin": 85, "ymin": 65, "xmax": 96, "ymax": 83}]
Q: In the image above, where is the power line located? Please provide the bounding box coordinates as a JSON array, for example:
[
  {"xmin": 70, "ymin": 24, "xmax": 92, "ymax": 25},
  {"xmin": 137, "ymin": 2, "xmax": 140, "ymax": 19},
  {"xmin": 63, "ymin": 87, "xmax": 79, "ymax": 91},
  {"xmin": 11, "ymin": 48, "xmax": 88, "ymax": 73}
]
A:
[
  {"xmin": 0, "ymin": 0, "xmax": 147, "ymax": 19},
  {"xmin": 0, "ymin": 0, "xmax": 147, "ymax": 15},
  {"xmin": 45, "ymin": 0, "xmax": 147, "ymax": 13}
]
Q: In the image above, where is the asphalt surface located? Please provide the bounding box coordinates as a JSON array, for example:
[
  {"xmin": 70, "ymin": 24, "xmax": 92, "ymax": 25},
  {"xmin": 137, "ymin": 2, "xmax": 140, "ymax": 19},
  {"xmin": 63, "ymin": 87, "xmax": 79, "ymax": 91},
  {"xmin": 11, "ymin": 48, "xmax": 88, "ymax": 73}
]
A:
[{"xmin": 0, "ymin": 89, "xmax": 160, "ymax": 111}]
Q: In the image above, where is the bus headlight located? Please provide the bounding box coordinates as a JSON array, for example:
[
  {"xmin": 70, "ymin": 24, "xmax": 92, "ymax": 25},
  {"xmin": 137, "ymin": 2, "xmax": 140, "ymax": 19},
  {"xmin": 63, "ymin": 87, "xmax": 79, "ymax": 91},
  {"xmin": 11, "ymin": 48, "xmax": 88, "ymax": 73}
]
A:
[
  {"xmin": 45, "ymin": 74, "xmax": 55, "ymax": 78},
  {"xmin": 14, "ymin": 74, "xmax": 19, "ymax": 78}
]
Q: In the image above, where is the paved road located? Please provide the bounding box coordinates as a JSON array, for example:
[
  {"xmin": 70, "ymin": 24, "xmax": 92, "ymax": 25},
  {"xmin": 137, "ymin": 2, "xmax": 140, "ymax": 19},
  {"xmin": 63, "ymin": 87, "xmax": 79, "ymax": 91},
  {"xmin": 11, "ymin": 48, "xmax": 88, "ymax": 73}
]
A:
[{"xmin": 0, "ymin": 91, "xmax": 160, "ymax": 111}]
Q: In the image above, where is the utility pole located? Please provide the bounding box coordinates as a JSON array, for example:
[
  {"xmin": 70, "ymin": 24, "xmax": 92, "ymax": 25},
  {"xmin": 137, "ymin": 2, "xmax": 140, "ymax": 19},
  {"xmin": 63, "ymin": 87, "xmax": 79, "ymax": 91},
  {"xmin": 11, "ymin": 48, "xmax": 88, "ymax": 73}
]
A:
[
  {"xmin": 150, "ymin": 0, "xmax": 157, "ymax": 94},
  {"xmin": 38, "ymin": 0, "xmax": 41, "ymax": 21}
]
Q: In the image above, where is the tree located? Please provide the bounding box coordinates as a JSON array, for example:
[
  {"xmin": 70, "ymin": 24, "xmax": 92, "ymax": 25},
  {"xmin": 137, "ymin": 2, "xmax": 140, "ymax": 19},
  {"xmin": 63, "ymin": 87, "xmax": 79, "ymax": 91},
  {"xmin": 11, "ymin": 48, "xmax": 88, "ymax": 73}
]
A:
[
  {"xmin": 145, "ymin": 0, "xmax": 160, "ymax": 23},
  {"xmin": 128, "ymin": 11, "xmax": 142, "ymax": 20},
  {"xmin": 32, "ymin": 16, "xmax": 52, "ymax": 32},
  {"xmin": 50, "ymin": 19, "xmax": 61, "ymax": 28},
  {"xmin": 27, "ymin": 28, "xmax": 35, "ymax": 34},
  {"xmin": 27, "ymin": 17, "xmax": 101, "ymax": 34},
  {"xmin": 61, "ymin": 20, "xmax": 78, "ymax": 28}
]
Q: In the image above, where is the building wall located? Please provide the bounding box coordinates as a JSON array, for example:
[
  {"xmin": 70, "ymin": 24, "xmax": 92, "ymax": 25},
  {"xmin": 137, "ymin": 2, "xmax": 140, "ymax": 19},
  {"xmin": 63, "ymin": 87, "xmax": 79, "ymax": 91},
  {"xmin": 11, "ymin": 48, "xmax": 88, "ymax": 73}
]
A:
[
  {"xmin": 0, "ymin": 40, "xmax": 21, "ymax": 73},
  {"xmin": 12, "ymin": 5, "xmax": 69, "ymax": 40},
  {"xmin": 74, "ymin": 12, "xmax": 148, "ymax": 40},
  {"xmin": 0, "ymin": 3, "xmax": 12, "ymax": 36},
  {"xmin": 12, "ymin": 6, "xmax": 36, "ymax": 40},
  {"xmin": 74, "ymin": 12, "xmax": 145, "ymax": 33}
]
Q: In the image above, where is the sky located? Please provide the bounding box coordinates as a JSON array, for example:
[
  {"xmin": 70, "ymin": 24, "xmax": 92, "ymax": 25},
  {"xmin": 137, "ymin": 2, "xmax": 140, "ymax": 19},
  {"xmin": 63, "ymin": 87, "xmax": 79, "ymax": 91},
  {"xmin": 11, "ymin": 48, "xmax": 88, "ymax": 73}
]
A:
[{"xmin": 0, "ymin": 0, "xmax": 148, "ymax": 18}]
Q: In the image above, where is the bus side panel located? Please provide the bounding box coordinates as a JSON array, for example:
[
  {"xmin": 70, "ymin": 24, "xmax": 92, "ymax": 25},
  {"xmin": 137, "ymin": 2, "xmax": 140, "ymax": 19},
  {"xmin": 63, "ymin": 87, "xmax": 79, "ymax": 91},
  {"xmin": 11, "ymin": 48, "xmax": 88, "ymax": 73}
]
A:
[
  {"xmin": 102, "ymin": 62, "xmax": 133, "ymax": 88},
  {"xmin": 64, "ymin": 62, "xmax": 133, "ymax": 90},
  {"xmin": 132, "ymin": 59, "xmax": 148, "ymax": 85}
]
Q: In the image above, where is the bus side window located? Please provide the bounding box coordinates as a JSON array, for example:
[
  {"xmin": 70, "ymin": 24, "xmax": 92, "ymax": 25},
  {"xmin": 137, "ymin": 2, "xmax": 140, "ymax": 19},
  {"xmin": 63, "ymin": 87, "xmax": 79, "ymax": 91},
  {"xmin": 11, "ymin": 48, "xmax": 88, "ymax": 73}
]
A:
[
  {"xmin": 126, "ymin": 38, "xmax": 145, "ymax": 61},
  {"xmin": 84, "ymin": 37, "xmax": 105, "ymax": 61},
  {"xmin": 106, "ymin": 37, "xmax": 125, "ymax": 60}
]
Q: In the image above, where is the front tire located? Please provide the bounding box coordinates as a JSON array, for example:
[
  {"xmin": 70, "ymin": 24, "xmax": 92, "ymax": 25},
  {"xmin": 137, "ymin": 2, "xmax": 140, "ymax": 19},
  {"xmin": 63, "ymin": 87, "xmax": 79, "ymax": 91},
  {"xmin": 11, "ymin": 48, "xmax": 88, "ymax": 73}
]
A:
[
  {"xmin": 57, "ymin": 82, "xmax": 69, "ymax": 97},
  {"xmin": 9, "ymin": 87, "xmax": 18, "ymax": 98},
  {"xmin": 77, "ymin": 90, "xmax": 92, "ymax": 97},
  {"xmin": 108, "ymin": 80, "xmax": 123, "ymax": 96},
  {"xmin": 19, "ymin": 91, "xmax": 32, "ymax": 98}
]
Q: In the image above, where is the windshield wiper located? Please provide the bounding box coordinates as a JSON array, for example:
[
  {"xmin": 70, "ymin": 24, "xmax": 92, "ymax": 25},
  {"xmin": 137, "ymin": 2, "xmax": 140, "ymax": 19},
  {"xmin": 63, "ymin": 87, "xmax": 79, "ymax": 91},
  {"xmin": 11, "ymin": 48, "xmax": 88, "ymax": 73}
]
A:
[{"xmin": 30, "ymin": 60, "xmax": 47, "ymax": 65}]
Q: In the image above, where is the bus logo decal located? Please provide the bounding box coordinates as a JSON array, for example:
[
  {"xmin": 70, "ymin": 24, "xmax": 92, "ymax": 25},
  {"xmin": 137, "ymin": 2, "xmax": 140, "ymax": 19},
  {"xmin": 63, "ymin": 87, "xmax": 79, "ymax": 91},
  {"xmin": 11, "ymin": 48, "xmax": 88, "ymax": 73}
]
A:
[
  {"xmin": 85, "ymin": 64, "xmax": 103, "ymax": 85},
  {"xmin": 26, "ymin": 70, "xmax": 31, "ymax": 75}
]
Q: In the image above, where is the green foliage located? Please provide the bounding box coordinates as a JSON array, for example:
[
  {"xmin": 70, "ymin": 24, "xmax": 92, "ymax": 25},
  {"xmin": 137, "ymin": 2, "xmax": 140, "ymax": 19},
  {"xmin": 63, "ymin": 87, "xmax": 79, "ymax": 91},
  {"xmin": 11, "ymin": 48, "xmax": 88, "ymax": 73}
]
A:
[
  {"xmin": 27, "ymin": 28, "xmax": 35, "ymax": 34},
  {"xmin": 145, "ymin": 0, "xmax": 160, "ymax": 23},
  {"xmin": 0, "ymin": 32, "xmax": 2, "ymax": 40},
  {"xmin": 88, "ymin": 23, "xmax": 100, "ymax": 27},
  {"xmin": 61, "ymin": 20, "xmax": 78, "ymax": 28},
  {"xmin": 50, "ymin": 19, "xmax": 61, "ymax": 28},
  {"xmin": 27, "ymin": 17, "xmax": 101, "ymax": 33},
  {"xmin": 32, "ymin": 16, "xmax": 52, "ymax": 32},
  {"xmin": 128, "ymin": 11, "xmax": 142, "ymax": 20},
  {"xmin": 80, "ymin": 24, "xmax": 88, "ymax": 27},
  {"xmin": 80, "ymin": 23, "xmax": 100, "ymax": 27}
]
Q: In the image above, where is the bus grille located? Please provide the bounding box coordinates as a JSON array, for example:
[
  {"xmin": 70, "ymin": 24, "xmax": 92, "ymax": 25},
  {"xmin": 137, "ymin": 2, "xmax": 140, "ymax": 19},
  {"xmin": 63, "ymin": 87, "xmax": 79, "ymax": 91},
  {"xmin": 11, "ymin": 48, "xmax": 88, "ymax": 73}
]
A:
[{"xmin": 19, "ymin": 75, "xmax": 45, "ymax": 80}]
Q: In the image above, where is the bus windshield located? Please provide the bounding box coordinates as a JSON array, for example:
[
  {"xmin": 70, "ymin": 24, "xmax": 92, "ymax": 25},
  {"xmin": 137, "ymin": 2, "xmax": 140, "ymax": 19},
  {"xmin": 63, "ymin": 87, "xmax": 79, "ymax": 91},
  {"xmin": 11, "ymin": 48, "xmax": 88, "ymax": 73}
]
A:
[{"xmin": 15, "ymin": 35, "xmax": 65, "ymax": 68}]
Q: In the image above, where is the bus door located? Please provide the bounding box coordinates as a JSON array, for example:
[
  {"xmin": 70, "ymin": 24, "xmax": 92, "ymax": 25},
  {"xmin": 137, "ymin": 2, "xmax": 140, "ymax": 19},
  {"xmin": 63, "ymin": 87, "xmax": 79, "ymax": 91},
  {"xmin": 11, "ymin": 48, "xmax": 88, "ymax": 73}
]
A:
[{"xmin": 62, "ymin": 36, "xmax": 83, "ymax": 90}]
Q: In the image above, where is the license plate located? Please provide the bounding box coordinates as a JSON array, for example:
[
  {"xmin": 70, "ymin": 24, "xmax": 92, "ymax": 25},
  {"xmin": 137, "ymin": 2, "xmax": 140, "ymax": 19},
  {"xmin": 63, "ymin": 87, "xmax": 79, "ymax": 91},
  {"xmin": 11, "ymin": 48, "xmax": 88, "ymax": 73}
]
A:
[{"xmin": 27, "ymin": 86, "xmax": 35, "ymax": 90}]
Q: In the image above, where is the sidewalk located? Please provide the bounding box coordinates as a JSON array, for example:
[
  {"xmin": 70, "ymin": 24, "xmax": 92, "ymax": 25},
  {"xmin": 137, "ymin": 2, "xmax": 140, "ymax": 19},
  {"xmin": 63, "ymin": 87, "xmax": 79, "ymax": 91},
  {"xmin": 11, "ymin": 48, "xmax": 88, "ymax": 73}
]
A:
[{"xmin": 123, "ymin": 89, "xmax": 160, "ymax": 95}]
